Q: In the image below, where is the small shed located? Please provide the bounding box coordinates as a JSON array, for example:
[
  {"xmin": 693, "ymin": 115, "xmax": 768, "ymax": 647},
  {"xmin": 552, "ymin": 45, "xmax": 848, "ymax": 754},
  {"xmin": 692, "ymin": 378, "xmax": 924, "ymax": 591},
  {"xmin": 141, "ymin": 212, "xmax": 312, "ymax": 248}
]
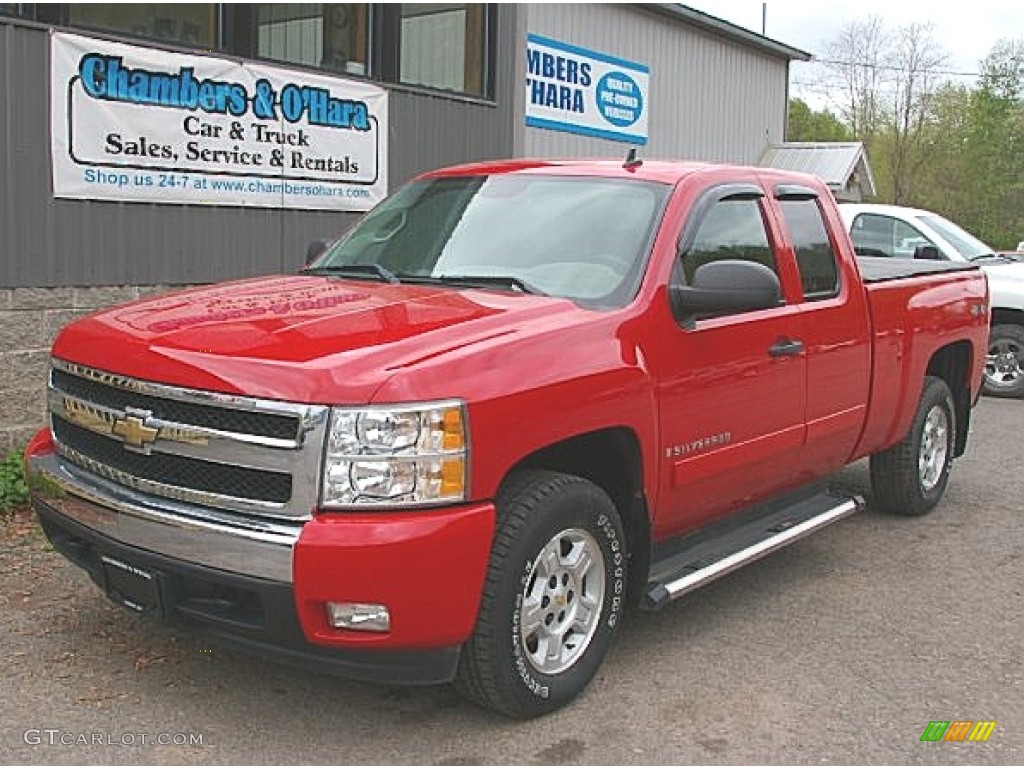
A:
[{"xmin": 759, "ymin": 142, "xmax": 876, "ymax": 202}]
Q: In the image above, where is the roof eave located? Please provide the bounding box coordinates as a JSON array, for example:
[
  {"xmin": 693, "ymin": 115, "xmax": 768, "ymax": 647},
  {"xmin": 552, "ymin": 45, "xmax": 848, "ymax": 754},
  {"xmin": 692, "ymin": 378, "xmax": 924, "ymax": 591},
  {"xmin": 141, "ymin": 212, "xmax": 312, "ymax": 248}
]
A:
[{"xmin": 642, "ymin": 4, "xmax": 812, "ymax": 61}]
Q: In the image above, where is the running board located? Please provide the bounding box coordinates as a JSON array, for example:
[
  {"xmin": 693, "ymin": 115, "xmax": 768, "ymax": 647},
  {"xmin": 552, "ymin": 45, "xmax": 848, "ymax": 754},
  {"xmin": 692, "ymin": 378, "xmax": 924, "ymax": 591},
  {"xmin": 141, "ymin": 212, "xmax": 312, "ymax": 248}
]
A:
[{"xmin": 643, "ymin": 491, "xmax": 863, "ymax": 610}]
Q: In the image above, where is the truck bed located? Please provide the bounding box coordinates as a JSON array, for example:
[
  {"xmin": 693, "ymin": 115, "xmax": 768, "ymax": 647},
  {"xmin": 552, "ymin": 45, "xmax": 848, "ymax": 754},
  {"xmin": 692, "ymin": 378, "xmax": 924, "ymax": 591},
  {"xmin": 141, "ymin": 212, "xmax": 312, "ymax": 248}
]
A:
[
  {"xmin": 856, "ymin": 255, "xmax": 980, "ymax": 283},
  {"xmin": 852, "ymin": 255, "xmax": 988, "ymax": 464}
]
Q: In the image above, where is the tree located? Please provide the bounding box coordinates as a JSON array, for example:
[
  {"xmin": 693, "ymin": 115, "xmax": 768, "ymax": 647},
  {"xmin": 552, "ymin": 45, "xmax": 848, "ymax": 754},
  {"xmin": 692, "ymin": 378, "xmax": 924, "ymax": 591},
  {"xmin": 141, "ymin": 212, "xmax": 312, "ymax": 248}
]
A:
[
  {"xmin": 979, "ymin": 38, "xmax": 1024, "ymax": 100},
  {"xmin": 807, "ymin": 27, "xmax": 1024, "ymax": 246},
  {"xmin": 910, "ymin": 83, "xmax": 973, "ymax": 220},
  {"xmin": 961, "ymin": 39, "xmax": 1024, "ymax": 247},
  {"xmin": 817, "ymin": 18, "xmax": 951, "ymax": 202},
  {"xmin": 820, "ymin": 16, "xmax": 890, "ymax": 142},
  {"xmin": 909, "ymin": 39, "xmax": 1023, "ymax": 248},
  {"xmin": 786, "ymin": 98, "xmax": 853, "ymax": 141},
  {"xmin": 887, "ymin": 23, "xmax": 949, "ymax": 203}
]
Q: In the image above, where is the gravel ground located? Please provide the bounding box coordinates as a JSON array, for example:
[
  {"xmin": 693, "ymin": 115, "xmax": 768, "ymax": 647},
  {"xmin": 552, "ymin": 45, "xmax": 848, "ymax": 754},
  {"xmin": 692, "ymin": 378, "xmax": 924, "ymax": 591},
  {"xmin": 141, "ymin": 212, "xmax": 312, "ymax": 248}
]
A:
[{"xmin": 0, "ymin": 397, "xmax": 1021, "ymax": 764}]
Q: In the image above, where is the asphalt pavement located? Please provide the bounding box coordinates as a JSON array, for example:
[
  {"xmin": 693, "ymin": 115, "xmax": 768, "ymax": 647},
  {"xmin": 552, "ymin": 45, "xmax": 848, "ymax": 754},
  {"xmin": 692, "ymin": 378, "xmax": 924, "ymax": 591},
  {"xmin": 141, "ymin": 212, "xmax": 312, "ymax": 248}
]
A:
[{"xmin": 1, "ymin": 397, "xmax": 1021, "ymax": 764}]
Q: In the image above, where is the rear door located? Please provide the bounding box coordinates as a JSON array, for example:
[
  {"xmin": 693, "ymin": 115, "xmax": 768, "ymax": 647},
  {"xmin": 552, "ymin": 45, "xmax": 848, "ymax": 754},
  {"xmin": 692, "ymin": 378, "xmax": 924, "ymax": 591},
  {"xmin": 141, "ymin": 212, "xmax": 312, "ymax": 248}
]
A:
[
  {"xmin": 653, "ymin": 182, "xmax": 807, "ymax": 539},
  {"xmin": 772, "ymin": 185, "xmax": 872, "ymax": 477}
]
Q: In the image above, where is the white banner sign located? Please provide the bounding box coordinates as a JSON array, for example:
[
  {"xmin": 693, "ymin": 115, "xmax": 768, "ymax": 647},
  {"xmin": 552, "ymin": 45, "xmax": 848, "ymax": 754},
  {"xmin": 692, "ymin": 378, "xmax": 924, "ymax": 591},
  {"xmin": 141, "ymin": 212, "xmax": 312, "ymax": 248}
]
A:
[
  {"xmin": 525, "ymin": 34, "xmax": 649, "ymax": 145},
  {"xmin": 51, "ymin": 31, "xmax": 388, "ymax": 210}
]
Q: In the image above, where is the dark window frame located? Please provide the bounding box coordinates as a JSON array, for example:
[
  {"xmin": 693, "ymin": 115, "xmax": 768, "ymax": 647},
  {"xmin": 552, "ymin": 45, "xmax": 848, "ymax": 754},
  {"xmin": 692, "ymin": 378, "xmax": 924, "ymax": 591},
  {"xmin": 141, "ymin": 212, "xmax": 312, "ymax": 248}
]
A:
[
  {"xmin": 17, "ymin": 3, "xmax": 496, "ymax": 101},
  {"xmin": 61, "ymin": 4, "xmax": 223, "ymax": 52},
  {"xmin": 777, "ymin": 196, "xmax": 841, "ymax": 301},
  {"xmin": 251, "ymin": 4, "xmax": 375, "ymax": 79},
  {"xmin": 0, "ymin": 3, "xmax": 32, "ymax": 19},
  {"xmin": 393, "ymin": 3, "xmax": 491, "ymax": 98}
]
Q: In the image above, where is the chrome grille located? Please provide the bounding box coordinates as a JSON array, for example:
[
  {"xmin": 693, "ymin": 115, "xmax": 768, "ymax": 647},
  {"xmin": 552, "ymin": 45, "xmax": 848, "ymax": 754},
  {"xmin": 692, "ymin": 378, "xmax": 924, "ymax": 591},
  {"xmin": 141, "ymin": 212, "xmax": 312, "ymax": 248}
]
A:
[
  {"xmin": 51, "ymin": 367, "xmax": 301, "ymax": 441},
  {"xmin": 47, "ymin": 359, "xmax": 328, "ymax": 520}
]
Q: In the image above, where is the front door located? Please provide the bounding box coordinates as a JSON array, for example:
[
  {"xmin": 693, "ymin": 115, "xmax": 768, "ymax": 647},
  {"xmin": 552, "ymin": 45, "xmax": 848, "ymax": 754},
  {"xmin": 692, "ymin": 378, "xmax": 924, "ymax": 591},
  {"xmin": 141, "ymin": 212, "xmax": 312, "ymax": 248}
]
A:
[{"xmin": 653, "ymin": 185, "xmax": 807, "ymax": 540}]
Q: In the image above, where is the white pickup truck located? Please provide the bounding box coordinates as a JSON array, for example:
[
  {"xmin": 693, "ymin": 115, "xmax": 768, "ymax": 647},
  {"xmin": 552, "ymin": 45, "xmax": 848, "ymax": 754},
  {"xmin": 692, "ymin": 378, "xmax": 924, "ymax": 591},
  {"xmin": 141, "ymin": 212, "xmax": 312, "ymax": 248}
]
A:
[{"xmin": 840, "ymin": 203, "xmax": 1024, "ymax": 398}]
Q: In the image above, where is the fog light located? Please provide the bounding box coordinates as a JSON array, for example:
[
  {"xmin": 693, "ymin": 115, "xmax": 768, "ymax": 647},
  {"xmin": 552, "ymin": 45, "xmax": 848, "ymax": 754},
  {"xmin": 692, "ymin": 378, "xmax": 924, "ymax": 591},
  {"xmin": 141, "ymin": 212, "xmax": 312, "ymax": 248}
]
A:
[{"xmin": 325, "ymin": 601, "xmax": 391, "ymax": 632}]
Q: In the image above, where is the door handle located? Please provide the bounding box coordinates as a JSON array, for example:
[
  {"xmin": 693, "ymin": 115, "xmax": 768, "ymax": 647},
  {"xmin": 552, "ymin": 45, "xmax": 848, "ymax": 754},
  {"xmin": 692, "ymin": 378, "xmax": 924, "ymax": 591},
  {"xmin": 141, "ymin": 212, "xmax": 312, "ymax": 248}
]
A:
[{"xmin": 769, "ymin": 338, "xmax": 805, "ymax": 358}]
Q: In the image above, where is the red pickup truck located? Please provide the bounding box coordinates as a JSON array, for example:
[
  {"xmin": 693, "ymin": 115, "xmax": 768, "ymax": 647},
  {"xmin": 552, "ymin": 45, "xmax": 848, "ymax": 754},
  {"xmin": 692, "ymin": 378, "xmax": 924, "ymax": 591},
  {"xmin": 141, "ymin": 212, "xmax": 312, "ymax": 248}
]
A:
[{"xmin": 27, "ymin": 159, "xmax": 989, "ymax": 718}]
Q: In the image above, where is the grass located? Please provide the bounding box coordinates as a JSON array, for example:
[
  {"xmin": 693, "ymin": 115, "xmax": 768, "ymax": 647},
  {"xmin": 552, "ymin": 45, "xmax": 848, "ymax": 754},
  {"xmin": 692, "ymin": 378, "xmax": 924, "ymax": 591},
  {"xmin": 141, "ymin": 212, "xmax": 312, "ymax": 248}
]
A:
[{"xmin": 0, "ymin": 449, "xmax": 29, "ymax": 516}]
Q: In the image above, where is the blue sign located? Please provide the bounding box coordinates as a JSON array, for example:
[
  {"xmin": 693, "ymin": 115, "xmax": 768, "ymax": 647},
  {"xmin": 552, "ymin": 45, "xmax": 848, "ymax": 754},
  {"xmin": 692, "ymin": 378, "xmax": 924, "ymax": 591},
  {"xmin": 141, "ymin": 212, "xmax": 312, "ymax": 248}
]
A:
[{"xmin": 525, "ymin": 34, "xmax": 649, "ymax": 145}]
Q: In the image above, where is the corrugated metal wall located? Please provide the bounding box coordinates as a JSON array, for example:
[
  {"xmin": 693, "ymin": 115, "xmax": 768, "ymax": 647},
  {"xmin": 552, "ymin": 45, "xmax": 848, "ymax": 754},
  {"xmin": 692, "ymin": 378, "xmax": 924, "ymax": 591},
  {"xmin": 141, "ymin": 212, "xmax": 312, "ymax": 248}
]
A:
[
  {"xmin": 0, "ymin": 8, "xmax": 517, "ymax": 288},
  {"xmin": 516, "ymin": 4, "xmax": 789, "ymax": 164}
]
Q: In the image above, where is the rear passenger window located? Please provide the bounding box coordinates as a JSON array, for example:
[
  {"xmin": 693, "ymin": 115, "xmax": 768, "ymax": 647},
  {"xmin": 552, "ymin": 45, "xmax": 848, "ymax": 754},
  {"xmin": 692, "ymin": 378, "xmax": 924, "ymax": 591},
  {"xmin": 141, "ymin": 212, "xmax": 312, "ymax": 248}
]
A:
[
  {"xmin": 779, "ymin": 199, "xmax": 840, "ymax": 300},
  {"xmin": 683, "ymin": 199, "xmax": 779, "ymax": 285}
]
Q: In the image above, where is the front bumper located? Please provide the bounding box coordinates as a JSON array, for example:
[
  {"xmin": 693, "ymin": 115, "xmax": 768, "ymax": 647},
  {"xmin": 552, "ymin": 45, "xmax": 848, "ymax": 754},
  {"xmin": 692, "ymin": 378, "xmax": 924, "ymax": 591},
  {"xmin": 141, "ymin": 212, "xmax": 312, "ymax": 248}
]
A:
[{"xmin": 27, "ymin": 433, "xmax": 496, "ymax": 684}]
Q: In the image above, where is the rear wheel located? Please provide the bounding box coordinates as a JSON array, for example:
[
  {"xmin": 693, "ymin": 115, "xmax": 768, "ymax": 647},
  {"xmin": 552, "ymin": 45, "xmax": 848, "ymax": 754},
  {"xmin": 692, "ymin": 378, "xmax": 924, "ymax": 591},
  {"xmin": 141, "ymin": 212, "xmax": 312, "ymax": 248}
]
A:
[
  {"xmin": 870, "ymin": 376, "xmax": 956, "ymax": 516},
  {"xmin": 455, "ymin": 470, "xmax": 626, "ymax": 718},
  {"xmin": 983, "ymin": 324, "xmax": 1024, "ymax": 398}
]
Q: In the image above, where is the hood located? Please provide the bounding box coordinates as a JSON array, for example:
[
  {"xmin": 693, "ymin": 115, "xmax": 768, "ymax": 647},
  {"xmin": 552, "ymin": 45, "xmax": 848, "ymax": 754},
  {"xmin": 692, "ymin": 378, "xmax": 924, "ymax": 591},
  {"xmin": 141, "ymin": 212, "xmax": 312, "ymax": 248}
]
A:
[
  {"xmin": 979, "ymin": 261, "xmax": 1024, "ymax": 309},
  {"xmin": 52, "ymin": 275, "xmax": 583, "ymax": 403}
]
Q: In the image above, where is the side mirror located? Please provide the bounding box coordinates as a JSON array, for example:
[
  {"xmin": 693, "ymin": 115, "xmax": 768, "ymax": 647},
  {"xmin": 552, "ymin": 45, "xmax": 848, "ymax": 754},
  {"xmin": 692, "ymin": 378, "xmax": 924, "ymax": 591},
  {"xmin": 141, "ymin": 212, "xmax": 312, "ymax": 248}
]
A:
[
  {"xmin": 913, "ymin": 244, "xmax": 942, "ymax": 261},
  {"xmin": 670, "ymin": 259, "xmax": 782, "ymax": 329},
  {"xmin": 306, "ymin": 238, "xmax": 333, "ymax": 266}
]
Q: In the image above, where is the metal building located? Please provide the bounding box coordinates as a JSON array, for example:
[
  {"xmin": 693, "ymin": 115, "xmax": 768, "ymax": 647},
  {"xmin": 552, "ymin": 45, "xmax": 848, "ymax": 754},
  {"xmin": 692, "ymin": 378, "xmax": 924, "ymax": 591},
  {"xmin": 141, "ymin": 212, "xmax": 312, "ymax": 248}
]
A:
[
  {"xmin": 0, "ymin": 3, "xmax": 808, "ymax": 448},
  {"xmin": 518, "ymin": 4, "xmax": 805, "ymax": 163}
]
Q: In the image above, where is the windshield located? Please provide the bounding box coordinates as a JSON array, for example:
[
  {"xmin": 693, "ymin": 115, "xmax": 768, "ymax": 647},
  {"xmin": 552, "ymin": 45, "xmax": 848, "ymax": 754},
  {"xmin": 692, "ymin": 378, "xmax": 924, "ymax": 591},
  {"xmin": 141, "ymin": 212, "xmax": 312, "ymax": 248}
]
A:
[
  {"xmin": 311, "ymin": 174, "xmax": 670, "ymax": 307},
  {"xmin": 918, "ymin": 214, "xmax": 994, "ymax": 260}
]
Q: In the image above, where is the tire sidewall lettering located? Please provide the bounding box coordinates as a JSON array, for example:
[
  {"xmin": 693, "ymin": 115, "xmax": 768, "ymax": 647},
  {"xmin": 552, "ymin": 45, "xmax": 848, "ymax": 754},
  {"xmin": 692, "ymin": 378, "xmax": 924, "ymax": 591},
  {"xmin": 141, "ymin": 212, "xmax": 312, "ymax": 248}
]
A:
[
  {"xmin": 507, "ymin": 491, "xmax": 626, "ymax": 701},
  {"xmin": 597, "ymin": 507, "xmax": 625, "ymax": 629}
]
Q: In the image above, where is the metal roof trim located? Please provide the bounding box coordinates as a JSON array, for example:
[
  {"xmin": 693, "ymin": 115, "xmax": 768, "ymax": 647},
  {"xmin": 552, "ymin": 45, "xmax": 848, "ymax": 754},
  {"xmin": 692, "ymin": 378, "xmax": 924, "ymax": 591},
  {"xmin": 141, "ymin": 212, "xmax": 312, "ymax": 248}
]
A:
[{"xmin": 643, "ymin": 4, "xmax": 813, "ymax": 61}]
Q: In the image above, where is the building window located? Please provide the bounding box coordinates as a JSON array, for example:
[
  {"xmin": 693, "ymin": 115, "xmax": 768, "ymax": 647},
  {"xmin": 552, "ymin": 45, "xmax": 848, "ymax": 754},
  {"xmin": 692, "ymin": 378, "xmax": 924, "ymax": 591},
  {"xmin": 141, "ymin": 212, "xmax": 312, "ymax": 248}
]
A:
[
  {"xmin": 26, "ymin": 3, "xmax": 494, "ymax": 100},
  {"xmin": 68, "ymin": 4, "xmax": 218, "ymax": 48},
  {"xmin": 399, "ymin": 3, "xmax": 486, "ymax": 95},
  {"xmin": 257, "ymin": 4, "xmax": 370, "ymax": 76}
]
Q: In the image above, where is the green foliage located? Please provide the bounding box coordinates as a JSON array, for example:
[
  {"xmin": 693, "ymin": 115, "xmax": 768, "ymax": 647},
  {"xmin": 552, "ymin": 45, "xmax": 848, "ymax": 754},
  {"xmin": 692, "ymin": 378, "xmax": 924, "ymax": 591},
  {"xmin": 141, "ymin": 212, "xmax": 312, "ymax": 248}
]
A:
[
  {"xmin": 1, "ymin": 450, "xmax": 30, "ymax": 514},
  {"xmin": 808, "ymin": 18, "xmax": 1024, "ymax": 246},
  {"xmin": 893, "ymin": 40, "xmax": 1024, "ymax": 249},
  {"xmin": 980, "ymin": 38, "xmax": 1024, "ymax": 101},
  {"xmin": 787, "ymin": 98, "xmax": 853, "ymax": 142},
  {"xmin": 809, "ymin": 30, "xmax": 1024, "ymax": 249}
]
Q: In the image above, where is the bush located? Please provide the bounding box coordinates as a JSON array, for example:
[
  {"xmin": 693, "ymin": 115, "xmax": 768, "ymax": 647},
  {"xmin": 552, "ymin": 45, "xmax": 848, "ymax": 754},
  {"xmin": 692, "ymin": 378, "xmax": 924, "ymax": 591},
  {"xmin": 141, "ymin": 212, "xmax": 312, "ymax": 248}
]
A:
[{"xmin": 1, "ymin": 450, "xmax": 30, "ymax": 514}]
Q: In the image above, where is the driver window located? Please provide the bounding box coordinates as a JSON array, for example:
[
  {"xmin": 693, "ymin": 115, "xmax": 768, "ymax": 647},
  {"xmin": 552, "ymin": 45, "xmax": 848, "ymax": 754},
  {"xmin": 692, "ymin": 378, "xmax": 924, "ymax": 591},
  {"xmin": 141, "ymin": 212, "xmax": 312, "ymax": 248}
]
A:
[
  {"xmin": 851, "ymin": 214, "xmax": 940, "ymax": 259},
  {"xmin": 850, "ymin": 213, "xmax": 895, "ymax": 257},
  {"xmin": 683, "ymin": 198, "xmax": 779, "ymax": 284}
]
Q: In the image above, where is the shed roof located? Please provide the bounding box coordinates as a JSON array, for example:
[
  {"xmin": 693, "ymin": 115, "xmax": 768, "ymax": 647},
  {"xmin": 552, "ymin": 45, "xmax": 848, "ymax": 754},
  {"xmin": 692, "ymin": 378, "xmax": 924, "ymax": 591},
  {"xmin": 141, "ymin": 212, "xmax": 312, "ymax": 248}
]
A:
[{"xmin": 759, "ymin": 142, "xmax": 877, "ymax": 197}]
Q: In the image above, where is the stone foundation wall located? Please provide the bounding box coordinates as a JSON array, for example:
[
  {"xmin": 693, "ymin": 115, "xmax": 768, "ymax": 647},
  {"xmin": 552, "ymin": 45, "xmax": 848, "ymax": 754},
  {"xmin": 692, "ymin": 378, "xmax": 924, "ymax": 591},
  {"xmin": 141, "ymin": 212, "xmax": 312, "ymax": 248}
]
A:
[{"xmin": 0, "ymin": 285, "xmax": 180, "ymax": 453}]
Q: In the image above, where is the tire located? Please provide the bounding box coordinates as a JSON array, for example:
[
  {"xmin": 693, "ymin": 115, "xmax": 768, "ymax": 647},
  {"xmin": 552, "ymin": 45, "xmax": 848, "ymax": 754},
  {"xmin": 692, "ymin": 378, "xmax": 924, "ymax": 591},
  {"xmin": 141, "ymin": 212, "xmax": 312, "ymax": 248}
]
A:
[
  {"xmin": 455, "ymin": 470, "xmax": 627, "ymax": 718},
  {"xmin": 983, "ymin": 324, "xmax": 1024, "ymax": 398},
  {"xmin": 870, "ymin": 376, "xmax": 956, "ymax": 516}
]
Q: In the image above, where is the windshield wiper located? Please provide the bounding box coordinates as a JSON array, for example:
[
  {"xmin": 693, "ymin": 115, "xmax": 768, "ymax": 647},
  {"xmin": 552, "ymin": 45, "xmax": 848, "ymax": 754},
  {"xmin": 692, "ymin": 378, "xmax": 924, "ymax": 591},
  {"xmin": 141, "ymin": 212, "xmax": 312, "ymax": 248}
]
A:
[
  {"xmin": 434, "ymin": 274, "xmax": 548, "ymax": 296},
  {"xmin": 302, "ymin": 264, "xmax": 400, "ymax": 284},
  {"xmin": 970, "ymin": 253, "xmax": 1010, "ymax": 263}
]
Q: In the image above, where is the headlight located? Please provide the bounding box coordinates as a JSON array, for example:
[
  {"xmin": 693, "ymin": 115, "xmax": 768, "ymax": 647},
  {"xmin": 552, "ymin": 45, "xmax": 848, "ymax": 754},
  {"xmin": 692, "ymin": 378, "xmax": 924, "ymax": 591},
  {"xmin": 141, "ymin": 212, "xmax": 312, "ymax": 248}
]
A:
[{"xmin": 321, "ymin": 401, "xmax": 467, "ymax": 509}]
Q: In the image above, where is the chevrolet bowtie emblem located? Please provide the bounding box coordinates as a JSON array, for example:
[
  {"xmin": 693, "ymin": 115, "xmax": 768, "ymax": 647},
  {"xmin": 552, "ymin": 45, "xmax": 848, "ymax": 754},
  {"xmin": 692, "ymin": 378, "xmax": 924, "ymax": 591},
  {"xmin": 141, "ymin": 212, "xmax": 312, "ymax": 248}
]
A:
[{"xmin": 111, "ymin": 412, "xmax": 159, "ymax": 452}]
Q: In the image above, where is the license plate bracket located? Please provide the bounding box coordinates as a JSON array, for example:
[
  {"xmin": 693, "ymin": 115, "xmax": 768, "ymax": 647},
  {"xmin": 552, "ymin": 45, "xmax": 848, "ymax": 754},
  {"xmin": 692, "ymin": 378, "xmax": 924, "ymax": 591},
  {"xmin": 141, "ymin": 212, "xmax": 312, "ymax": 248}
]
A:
[{"xmin": 100, "ymin": 554, "xmax": 162, "ymax": 616}]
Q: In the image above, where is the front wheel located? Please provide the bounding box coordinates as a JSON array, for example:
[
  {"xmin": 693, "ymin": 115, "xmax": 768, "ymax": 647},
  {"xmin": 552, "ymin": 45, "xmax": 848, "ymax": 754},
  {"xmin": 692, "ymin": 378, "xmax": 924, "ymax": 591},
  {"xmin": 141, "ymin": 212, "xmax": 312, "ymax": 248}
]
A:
[
  {"xmin": 455, "ymin": 470, "xmax": 626, "ymax": 718},
  {"xmin": 870, "ymin": 376, "xmax": 956, "ymax": 516},
  {"xmin": 983, "ymin": 324, "xmax": 1024, "ymax": 398}
]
